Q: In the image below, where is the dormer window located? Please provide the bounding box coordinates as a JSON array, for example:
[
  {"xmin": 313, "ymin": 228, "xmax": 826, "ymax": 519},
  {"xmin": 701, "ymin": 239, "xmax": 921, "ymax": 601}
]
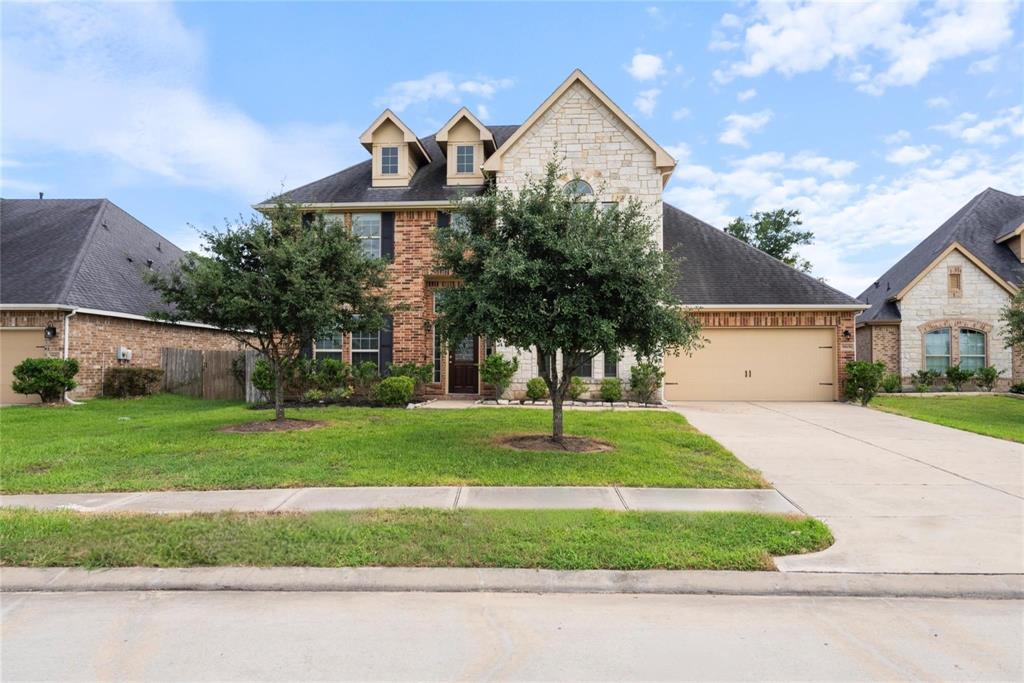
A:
[
  {"xmin": 456, "ymin": 145, "xmax": 475, "ymax": 174},
  {"xmin": 381, "ymin": 147, "xmax": 399, "ymax": 175}
]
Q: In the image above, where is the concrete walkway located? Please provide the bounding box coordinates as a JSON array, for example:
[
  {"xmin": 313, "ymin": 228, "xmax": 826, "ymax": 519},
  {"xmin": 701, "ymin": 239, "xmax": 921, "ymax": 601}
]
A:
[
  {"xmin": 0, "ymin": 486, "xmax": 798, "ymax": 514},
  {"xmin": 670, "ymin": 401, "xmax": 1024, "ymax": 574}
]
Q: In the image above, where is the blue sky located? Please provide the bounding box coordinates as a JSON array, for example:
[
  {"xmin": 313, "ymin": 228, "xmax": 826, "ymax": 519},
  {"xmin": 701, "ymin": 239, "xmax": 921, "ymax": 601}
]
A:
[{"xmin": 2, "ymin": 1, "xmax": 1021, "ymax": 295}]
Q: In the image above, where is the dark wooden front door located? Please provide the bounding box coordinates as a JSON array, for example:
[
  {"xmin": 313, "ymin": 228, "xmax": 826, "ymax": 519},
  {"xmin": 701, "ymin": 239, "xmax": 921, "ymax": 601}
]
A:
[{"xmin": 448, "ymin": 336, "xmax": 479, "ymax": 394}]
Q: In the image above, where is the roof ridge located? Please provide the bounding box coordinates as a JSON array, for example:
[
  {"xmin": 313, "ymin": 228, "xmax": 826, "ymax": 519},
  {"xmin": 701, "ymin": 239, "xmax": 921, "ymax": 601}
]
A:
[{"xmin": 54, "ymin": 198, "xmax": 109, "ymax": 305}]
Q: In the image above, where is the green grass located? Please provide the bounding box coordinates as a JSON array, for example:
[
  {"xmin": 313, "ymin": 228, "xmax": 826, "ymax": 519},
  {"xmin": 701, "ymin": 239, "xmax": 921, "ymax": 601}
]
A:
[
  {"xmin": 0, "ymin": 394, "xmax": 765, "ymax": 493},
  {"xmin": 0, "ymin": 508, "xmax": 831, "ymax": 571},
  {"xmin": 872, "ymin": 395, "xmax": 1024, "ymax": 443}
]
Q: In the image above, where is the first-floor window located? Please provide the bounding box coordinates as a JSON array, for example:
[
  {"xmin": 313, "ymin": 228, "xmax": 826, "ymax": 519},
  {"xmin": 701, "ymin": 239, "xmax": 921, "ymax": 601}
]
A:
[
  {"xmin": 433, "ymin": 325, "xmax": 442, "ymax": 383},
  {"xmin": 567, "ymin": 355, "xmax": 593, "ymax": 379},
  {"xmin": 959, "ymin": 329, "xmax": 986, "ymax": 370},
  {"xmin": 352, "ymin": 330, "xmax": 380, "ymax": 371},
  {"xmin": 924, "ymin": 328, "xmax": 951, "ymax": 372},
  {"xmin": 314, "ymin": 331, "xmax": 343, "ymax": 361},
  {"xmin": 603, "ymin": 351, "xmax": 618, "ymax": 378}
]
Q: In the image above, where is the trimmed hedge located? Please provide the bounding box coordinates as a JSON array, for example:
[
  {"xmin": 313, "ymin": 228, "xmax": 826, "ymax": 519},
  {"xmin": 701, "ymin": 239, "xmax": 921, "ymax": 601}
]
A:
[{"xmin": 103, "ymin": 367, "xmax": 164, "ymax": 398}]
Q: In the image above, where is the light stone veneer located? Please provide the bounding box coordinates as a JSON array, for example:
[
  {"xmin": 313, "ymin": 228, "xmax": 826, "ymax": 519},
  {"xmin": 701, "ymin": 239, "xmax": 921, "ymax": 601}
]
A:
[
  {"xmin": 899, "ymin": 251, "xmax": 1015, "ymax": 379},
  {"xmin": 492, "ymin": 81, "xmax": 664, "ymax": 395}
]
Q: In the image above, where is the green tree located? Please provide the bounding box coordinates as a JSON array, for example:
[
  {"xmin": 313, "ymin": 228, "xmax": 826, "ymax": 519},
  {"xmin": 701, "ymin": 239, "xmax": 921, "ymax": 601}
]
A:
[
  {"xmin": 1000, "ymin": 289, "xmax": 1024, "ymax": 349},
  {"xmin": 148, "ymin": 202, "xmax": 390, "ymax": 421},
  {"xmin": 725, "ymin": 208, "xmax": 814, "ymax": 273},
  {"xmin": 433, "ymin": 161, "xmax": 701, "ymax": 440}
]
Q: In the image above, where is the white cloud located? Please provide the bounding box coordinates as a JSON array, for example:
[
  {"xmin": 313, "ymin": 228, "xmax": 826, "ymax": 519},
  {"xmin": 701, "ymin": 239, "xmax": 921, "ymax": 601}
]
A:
[
  {"xmin": 664, "ymin": 143, "xmax": 691, "ymax": 162},
  {"xmin": 476, "ymin": 104, "xmax": 491, "ymax": 121},
  {"xmin": 714, "ymin": 1, "xmax": 1016, "ymax": 95},
  {"xmin": 787, "ymin": 152, "xmax": 857, "ymax": 178},
  {"xmin": 375, "ymin": 73, "xmax": 512, "ymax": 112},
  {"xmin": 671, "ymin": 107, "xmax": 692, "ymax": 121},
  {"xmin": 883, "ymin": 129, "xmax": 911, "ymax": 145},
  {"xmin": 708, "ymin": 30, "xmax": 740, "ymax": 52},
  {"xmin": 926, "ymin": 96, "xmax": 952, "ymax": 109},
  {"xmin": 720, "ymin": 13, "xmax": 743, "ymax": 29},
  {"xmin": 933, "ymin": 106, "xmax": 1024, "ymax": 146},
  {"xmin": 885, "ymin": 144, "xmax": 937, "ymax": 165},
  {"xmin": 967, "ymin": 55, "xmax": 1000, "ymax": 74},
  {"xmin": 719, "ymin": 110, "xmax": 773, "ymax": 147},
  {"xmin": 1, "ymin": 3, "xmax": 357, "ymax": 200},
  {"xmin": 633, "ymin": 88, "xmax": 661, "ymax": 117},
  {"xmin": 626, "ymin": 53, "xmax": 666, "ymax": 81},
  {"xmin": 737, "ymin": 88, "xmax": 757, "ymax": 102}
]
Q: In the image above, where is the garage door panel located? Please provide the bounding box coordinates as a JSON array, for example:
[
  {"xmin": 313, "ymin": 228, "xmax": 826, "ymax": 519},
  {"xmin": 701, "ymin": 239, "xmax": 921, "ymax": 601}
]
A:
[
  {"xmin": 665, "ymin": 328, "xmax": 835, "ymax": 401},
  {"xmin": 1, "ymin": 329, "xmax": 46, "ymax": 404}
]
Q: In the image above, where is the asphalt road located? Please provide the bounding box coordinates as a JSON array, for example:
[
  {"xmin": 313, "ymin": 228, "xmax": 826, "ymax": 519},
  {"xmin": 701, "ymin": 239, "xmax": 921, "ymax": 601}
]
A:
[{"xmin": 2, "ymin": 591, "xmax": 1021, "ymax": 681}]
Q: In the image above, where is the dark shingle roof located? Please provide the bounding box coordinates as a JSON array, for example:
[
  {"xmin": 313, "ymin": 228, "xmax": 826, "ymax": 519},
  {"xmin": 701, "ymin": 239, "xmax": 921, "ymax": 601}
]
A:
[
  {"xmin": 269, "ymin": 126, "xmax": 520, "ymax": 205},
  {"xmin": 1, "ymin": 198, "xmax": 185, "ymax": 317},
  {"xmin": 663, "ymin": 204, "xmax": 861, "ymax": 307},
  {"xmin": 857, "ymin": 188, "xmax": 1024, "ymax": 324}
]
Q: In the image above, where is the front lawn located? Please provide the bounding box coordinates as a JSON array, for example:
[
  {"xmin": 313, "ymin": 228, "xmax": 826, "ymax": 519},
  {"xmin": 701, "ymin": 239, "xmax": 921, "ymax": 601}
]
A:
[
  {"xmin": 0, "ymin": 508, "xmax": 830, "ymax": 571},
  {"xmin": 872, "ymin": 395, "xmax": 1024, "ymax": 443},
  {"xmin": 0, "ymin": 394, "xmax": 765, "ymax": 493}
]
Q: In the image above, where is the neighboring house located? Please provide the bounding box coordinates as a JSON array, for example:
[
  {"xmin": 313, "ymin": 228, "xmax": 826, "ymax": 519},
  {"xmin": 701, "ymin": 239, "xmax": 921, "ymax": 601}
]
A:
[
  {"xmin": 856, "ymin": 188, "xmax": 1023, "ymax": 389},
  {"xmin": 0, "ymin": 198, "xmax": 242, "ymax": 403},
  {"xmin": 260, "ymin": 69, "xmax": 864, "ymax": 401}
]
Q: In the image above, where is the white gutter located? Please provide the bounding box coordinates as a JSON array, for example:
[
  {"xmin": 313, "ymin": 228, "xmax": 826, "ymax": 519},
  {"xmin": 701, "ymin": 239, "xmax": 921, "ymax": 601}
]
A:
[
  {"xmin": 1, "ymin": 305, "xmax": 223, "ymax": 331},
  {"xmin": 62, "ymin": 308, "xmax": 83, "ymax": 405},
  {"xmin": 685, "ymin": 304, "xmax": 868, "ymax": 311},
  {"xmin": 0, "ymin": 304, "xmax": 74, "ymax": 311},
  {"xmin": 252, "ymin": 200, "xmax": 456, "ymax": 211}
]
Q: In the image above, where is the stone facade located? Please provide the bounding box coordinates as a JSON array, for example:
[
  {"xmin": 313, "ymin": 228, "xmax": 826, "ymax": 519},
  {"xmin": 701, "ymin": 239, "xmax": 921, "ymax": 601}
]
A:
[
  {"xmin": 1, "ymin": 309, "xmax": 242, "ymax": 397},
  {"xmin": 898, "ymin": 251, "xmax": 1018, "ymax": 387}
]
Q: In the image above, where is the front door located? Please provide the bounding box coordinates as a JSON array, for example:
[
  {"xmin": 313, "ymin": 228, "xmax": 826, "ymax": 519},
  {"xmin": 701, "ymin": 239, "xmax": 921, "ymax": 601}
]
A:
[{"xmin": 448, "ymin": 336, "xmax": 479, "ymax": 394}]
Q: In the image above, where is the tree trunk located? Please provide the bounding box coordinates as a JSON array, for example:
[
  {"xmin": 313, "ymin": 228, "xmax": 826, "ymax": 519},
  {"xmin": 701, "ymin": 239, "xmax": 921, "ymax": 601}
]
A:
[
  {"xmin": 273, "ymin": 361, "xmax": 285, "ymax": 422},
  {"xmin": 551, "ymin": 391, "xmax": 563, "ymax": 440}
]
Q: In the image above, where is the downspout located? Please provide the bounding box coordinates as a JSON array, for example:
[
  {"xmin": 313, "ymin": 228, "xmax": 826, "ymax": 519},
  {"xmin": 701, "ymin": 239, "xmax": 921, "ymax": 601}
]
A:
[{"xmin": 63, "ymin": 309, "xmax": 82, "ymax": 405}]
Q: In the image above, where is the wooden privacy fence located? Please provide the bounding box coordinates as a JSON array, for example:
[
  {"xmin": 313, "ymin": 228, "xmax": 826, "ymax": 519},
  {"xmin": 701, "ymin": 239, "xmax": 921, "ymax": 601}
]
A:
[{"xmin": 161, "ymin": 348, "xmax": 247, "ymax": 401}]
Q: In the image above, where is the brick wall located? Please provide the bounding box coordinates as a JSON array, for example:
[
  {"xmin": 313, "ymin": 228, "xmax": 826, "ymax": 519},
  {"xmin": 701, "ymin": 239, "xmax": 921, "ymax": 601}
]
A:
[{"xmin": 869, "ymin": 324, "xmax": 900, "ymax": 373}]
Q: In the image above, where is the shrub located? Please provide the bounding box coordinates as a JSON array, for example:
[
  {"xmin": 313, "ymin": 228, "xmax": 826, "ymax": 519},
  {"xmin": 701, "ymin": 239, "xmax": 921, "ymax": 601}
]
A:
[
  {"xmin": 599, "ymin": 377, "xmax": 623, "ymax": 404},
  {"xmin": 1010, "ymin": 382, "xmax": 1024, "ymax": 395},
  {"xmin": 251, "ymin": 358, "xmax": 276, "ymax": 397},
  {"xmin": 315, "ymin": 358, "xmax": 351, "ymax": 391},
  {"xmin": 327, "ymin": 386, "xmax": 353, "ymax": 402},
  {"xmin": 880, "ymin": 372, "xmax": 902, "ymax": 393},
  {"xmin": 945, "ymin": 364, "xmax": 975, "ymax": 392},
  {"xmin": 973, "ymin": 365, "xmax": 1000, "ymax": 392},
  {"xmin": 525, "ymin": 377, "xmax": 548, "ymax": 402},
  {"xmin": 568, "ymin": 375, "xmax": 587, "ymax": 401},
  {"xmin": 103, "ymin": 367, "xmax": 164, "ymax": 399},
  {"xmin": 374, "ymin": 375, "xmax": 414, "ymax": 406},
  {"xmin": 11, "ymin": 357, "xmax": 80, "ymax": 403},
  {"xmin": 303, "ymin": 388, "xmax": 325, "ymax": 403},
  {"xmin": 480, "ymin": 353, "xmax": 519, "ymax": 401},
  {"xmin": 910, "ymin": 369, "xmax": 940, "ymax": 393},
  {"xmin": 843, "ymin": 361, "xmax": 886, "ymax": 406},
  {"xmin": 352, "ymin": 361, "xmax": 379, "ymax": 397},
  {"xmin": 388, "ymin": 362, "xmax": 433, "ymax": 394},
  {"xmin": 292, "ymin": 357, "xmax": 318, "ymax": 395},
  {"xmin": 629, "ymin": 362, "xmax": 664, "ymax": 404}
]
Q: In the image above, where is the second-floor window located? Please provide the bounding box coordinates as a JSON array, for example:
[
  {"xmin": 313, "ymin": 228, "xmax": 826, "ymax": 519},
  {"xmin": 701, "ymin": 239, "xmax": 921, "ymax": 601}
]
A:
[
  {"xmin": 381, "ymin": 147, "xmax": 399, "ymax": 175},
  {"xmin": 456, "ymin": 145, "xmax": 474, "ymax": 174},
  {"xmin": 352, "ymin": 213, "xmax": 382, "ymax": 259}
]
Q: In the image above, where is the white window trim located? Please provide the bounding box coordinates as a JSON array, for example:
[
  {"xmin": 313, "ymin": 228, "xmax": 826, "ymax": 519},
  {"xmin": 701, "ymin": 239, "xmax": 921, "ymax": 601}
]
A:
[
  {"xmin": 380, "ymin": 146, "xmax": 399, "ymax": 175},
  {"xmin": 456, "ymin": 145, "xmax": 475, "ymax": 174}
]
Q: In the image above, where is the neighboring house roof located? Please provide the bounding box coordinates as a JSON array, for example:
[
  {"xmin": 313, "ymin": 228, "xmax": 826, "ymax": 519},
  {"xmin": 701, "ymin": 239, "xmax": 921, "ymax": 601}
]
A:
[
  {"xmin": 1, "ymin": 198, "xmax": 185, "ymax": 318},
  {"xmin": 663, "ymin": 204, "xmax": 862, "ymax": 308},
  {"xmin": 265, "ymin": 127, "xmax": 519, "ymax": 206},
  {"xmin": 857, "ymin": 188, "xmax": 1024, "ymax": 324}
]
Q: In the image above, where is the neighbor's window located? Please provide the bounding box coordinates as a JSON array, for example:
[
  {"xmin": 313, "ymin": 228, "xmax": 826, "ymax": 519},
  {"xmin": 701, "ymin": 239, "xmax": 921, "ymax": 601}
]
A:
[
  {"xmin": 352, "ymin": 213, "xmax": 382, "ymax": 259},
  {"xmin": 351, "ymin": 330, "xmax": 380, "ymax": 370},
  {"xmin": 381, "ymin": 146, "xmax": 399, "ymax": 175},
  {"xmin": 959, "ymin": 329, "xmax": 986, "ymax": 371},
  {"xmin": 599, "ymin": 201, "xmax": 618, "ymax": 213},
  {"xmin": 314, "ymin": 331, "xmax": 343, "ymax": 361},
  {"xmin": 948, "ymin": 266, "xmax": 962, "ymax": 298},
  {"xmin": 603, "ymin": 351, "xmax": 618, "ymax": 378},
  {"xmin": 456, "ymin": 145, "xmax": 475, "ymax": 174},
  {"xmin": 924, "ymin": 328, "xmax": 951, "ymax": 372},
  {"xmin": 322, "ymin": 213, "xmax": 345, "ymax": 230},
  {"xmin": 450, "ymin": 212, "xmax": 469, "ymax": 233},
  {"xmin": 563, "ymin": 179, "xmax": 594, "ymax": 197},
  {"xmin": 566, "ymin": 355, "xmax": 593, "ymax": 379}
]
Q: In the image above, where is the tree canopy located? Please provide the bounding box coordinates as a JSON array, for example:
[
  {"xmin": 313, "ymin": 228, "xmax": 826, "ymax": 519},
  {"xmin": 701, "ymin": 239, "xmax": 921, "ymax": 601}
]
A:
[
  {"xmin": 725, "ymin": 208, "xmax": 814, "ymax": 273},
  {"xmin": 434, "ymin": 161, "xmax": 701, "ymax": 439},
  {"xmin": 148, "ymin": 202, "xmax": 391, "ymax": 420},
  {"xmin": 1000, "ymin": 289, "xmax": 1024, "ymax": 350}
]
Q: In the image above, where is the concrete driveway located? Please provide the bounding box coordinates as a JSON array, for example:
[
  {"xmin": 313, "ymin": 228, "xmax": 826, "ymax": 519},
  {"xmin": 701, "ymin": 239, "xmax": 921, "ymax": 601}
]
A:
[{"xmin": 669, "ymin": 402, "xmax": 1024, "ymax": 574}]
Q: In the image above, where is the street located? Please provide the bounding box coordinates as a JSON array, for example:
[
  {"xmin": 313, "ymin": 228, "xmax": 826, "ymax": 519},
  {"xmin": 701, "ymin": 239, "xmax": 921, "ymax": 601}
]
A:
[{"xmin": 2, "ymin": 590, "xmax": 1021, "ymax": 681}]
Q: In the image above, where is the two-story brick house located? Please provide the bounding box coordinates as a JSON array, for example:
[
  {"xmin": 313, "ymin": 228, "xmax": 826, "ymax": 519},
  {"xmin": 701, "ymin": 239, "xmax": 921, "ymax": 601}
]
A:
[{"xmin": 261, "ymin": 70, "xmax": 864, "ymax": 401}]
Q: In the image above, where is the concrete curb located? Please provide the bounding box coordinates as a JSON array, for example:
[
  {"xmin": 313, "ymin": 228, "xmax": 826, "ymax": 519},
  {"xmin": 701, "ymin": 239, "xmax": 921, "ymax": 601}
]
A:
[{"xmin": 3, "ymin": 567, "xmax": 1021, "ymax": 599}]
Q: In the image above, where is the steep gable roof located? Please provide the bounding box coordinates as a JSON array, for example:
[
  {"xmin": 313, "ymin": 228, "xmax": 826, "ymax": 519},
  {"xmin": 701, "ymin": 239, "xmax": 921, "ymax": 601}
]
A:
[
  {"xmin": 359, "ymin": 109, "xmax": 431, "ymax": 164},
  {"xmin": 1, "ymin": 198, "xmax": 185, "ymax": 317},
  {"xmin": 857, "ymin": 188, "xmax": 1024, "ymax": 323},
  {"xmin": 663, "ymin": 204, "xmax": 862, "ymax": 307}
]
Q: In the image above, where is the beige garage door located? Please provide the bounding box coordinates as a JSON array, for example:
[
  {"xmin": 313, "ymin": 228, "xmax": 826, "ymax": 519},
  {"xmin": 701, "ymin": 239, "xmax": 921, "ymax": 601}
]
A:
[
  {"xmin": 664, "ymin": 328, "xmax": 836, "ymax": 401},
  {"xmin": 1, "ymin": 329, "xmax": 47, "ymax": 404}
]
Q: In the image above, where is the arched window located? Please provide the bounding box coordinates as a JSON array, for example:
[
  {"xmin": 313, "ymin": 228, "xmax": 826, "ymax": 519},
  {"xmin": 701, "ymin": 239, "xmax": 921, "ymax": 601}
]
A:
[
  {"xmin": 924, "ymin": 328, "xmax": 951, "ymax": 372},
  {"xmin": 563, "ymin": 179, "xmax": 594, "ymax": 197},
  {"xmin": 959, "ymin": 329, "xmax": 986, "ymax": 370}
]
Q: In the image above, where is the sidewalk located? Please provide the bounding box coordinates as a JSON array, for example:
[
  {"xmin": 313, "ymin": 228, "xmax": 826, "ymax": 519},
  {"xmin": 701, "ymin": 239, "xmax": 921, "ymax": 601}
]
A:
[{"xmin": 0, "ymin": 486, "xmax": 798, "ymax": 514}]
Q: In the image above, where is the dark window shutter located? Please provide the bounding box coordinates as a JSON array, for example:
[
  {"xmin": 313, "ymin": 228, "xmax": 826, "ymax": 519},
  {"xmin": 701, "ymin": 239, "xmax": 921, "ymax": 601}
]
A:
[
  {"xmin": 603, "ymin": 352, "xmax": 618, "ymax": 378},
  {"xmin": 301, "ymin": 337, "xmax": 314, "ymax": 359},
  {"xmin": 381, "ymin": 212, "xmax": 395, "ymax": 261},
  {"xmin": 436, "ymin": 211, "xmax": 451, "ymax": 228},
  {"xmin": 379, "ymin": 315, "xmax": 394, "ymax": 376},
  {"xmin": 301, "ymin": 212, "xmax": 314, "ymax": 229}
]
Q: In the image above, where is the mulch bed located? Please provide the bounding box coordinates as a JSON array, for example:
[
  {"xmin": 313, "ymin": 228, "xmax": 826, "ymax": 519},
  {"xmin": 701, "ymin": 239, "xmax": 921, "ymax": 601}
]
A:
[
  {"xmin": 218, "ymin": 419, "xmax": 328, "ymax": 434},
  {"xmin": 495, "ymin": 434, "xmax": 614, "ymax": 453}
]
